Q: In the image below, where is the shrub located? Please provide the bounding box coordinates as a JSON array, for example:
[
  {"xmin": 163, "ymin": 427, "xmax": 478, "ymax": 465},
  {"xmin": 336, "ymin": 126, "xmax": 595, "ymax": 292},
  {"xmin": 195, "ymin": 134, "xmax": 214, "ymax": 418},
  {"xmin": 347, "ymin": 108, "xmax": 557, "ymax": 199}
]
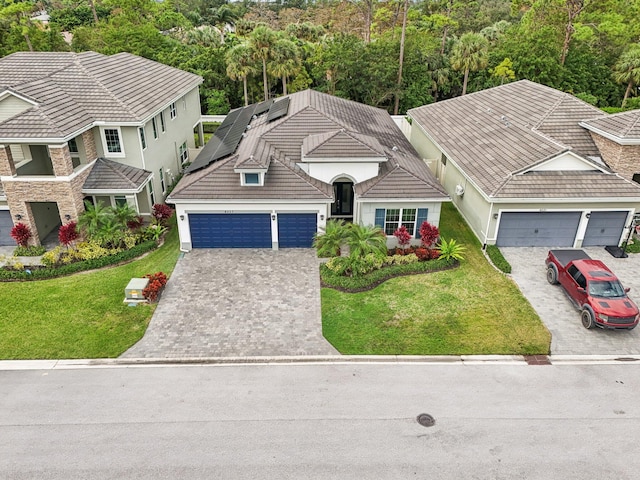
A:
[
  {"xmin": 415, "ymin": 247, "xmax": 429, "ymax": 261},
  {"xmin": 127, "ymin": 216, "xmax": 144, "ymax": 231},
  {"xmin": 388, "ymin": 253, "xmax": 419, "ymax": 265},
  {"xmin": 347, "ymin": 224, "xmax": 387, "ymax": 259},
  {"xmin": 393, "ymin": 226, "xmax": 411, "ymax": 250},
  {"xmin": 419, "ymin": 221, "xmax": 439, "ymax": 248},
  {"xmin": 314, "ymin": 219, "xmax": 348, "ymax": 258},
  {"xmin": 142, "ymin": 224, "xmax": 167, "ymax": 242},
  {"xmin": 152, "ymin": 203, "xmax": 174, "ymax": 225},
  {"xmin": 438, "ymin": 238, "xmax": 465, "ymax": 261},
  {"xmin": 13, "ymin": 245, "xmax": 46, "ymax": 256},
  {"xmin": 143, "ymin": 271, "xmax": 168, "ymax": 302},
  {"xmin": 58, "ymin": 221, "xmax": 79, "ymax": 247},
  {"xmin": 10, "ymin": 223, "xmax": 31, "ymax": 247},
  {"xmin": 485, "ymin": 245, "xmax": 512, "ymax": 273}
]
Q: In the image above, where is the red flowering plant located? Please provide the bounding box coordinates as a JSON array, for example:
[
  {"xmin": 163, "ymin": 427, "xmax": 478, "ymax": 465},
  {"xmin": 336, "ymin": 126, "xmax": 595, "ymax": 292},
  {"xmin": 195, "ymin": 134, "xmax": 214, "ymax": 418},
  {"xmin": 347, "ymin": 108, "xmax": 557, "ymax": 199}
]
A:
[
  {"xmin": 142, "ymin": 272, "xmax": 168, "ymax": 302},
  {"xmin": 419, "ymin": 221, "xmax": 439, "ymax": 248},
  {"xmin": 127, "ymin": 216, "xmax": 144, "ymax": 231},
  {"xmin": 10, "ymin": 222, "xmax": 31, "ymax": 247},
  {"xmin": 151, "ymin": 204, "xmax": 173, "ymax": 226},
  {"xmin": 58, "ymin": 221, "xmax": 79, "ymax": 249},
  {"xmin": 393, "ymin": 225, "xmax": 412, "ymax": 254}
]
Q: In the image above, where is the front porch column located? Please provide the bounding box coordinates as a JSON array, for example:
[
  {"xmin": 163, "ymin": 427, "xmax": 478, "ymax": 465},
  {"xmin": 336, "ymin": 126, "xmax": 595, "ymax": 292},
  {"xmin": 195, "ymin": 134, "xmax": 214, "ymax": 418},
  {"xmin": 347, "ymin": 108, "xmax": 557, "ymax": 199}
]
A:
[
  {"xmin": 81, "ymin": 129, "xmax": 98, "ymax": 161},
  {"xmin": 197, "ymin": 122, "xmax": 205, "ymax": 147},
  {"xmin": 5, "ymin": 198, "xmax": 39, "ymax": 246},
  {"xmin": 49, "ymin": 144, "xmax": 74, "ymax": 177},
  {"xmin": 0, "ymin": 145, "xmax": 16, "ymax": 176}
]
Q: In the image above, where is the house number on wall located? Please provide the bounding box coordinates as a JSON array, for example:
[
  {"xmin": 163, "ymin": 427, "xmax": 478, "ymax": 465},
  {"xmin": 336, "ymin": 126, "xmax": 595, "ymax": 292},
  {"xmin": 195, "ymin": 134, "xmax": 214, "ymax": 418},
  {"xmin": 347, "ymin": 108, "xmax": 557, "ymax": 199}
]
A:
[{"xmin": 224, "ymin": 210, "xmax": 233, "ymax": 213}]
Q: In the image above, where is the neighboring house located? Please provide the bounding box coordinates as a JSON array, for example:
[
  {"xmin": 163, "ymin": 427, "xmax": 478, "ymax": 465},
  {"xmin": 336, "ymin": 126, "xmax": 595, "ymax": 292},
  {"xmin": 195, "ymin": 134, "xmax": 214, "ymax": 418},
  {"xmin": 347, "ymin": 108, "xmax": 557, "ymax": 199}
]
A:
[
  {"xmin": 0, "ymin": 51, "xmax": 203, "ymax": 246},
  {"xmin": 408, "ymin": 80, "xmax": 640, "ymax": 248},
  {"xmin": 168, "ymin": 90, "xmax": 449, "ymax": 250}
]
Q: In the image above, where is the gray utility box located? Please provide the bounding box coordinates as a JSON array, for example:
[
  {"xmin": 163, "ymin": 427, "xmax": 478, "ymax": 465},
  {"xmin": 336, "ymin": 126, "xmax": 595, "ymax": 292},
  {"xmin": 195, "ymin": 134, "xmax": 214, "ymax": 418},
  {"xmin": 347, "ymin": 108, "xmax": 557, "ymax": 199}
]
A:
[{"xmin": 125, "ymin": 278, "xmax": 149, "ymax": 300}]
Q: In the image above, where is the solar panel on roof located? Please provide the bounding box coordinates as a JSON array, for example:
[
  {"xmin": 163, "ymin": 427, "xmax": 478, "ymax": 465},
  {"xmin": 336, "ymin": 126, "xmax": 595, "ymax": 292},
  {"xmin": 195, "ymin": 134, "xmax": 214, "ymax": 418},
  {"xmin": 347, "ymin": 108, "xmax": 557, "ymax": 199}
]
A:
[
  {"xmin": 267, "ymin": 97, "xmax": 290, "ymax": 122},
  {"xmin": 254, "ymin": 99, "xmax": 273, "ymax": 115}
]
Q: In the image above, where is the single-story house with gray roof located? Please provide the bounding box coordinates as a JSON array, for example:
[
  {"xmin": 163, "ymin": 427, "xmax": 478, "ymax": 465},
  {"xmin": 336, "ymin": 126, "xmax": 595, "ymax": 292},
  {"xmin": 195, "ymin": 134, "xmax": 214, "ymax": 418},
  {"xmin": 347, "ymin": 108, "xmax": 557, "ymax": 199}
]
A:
[
  {"xmin": 168, "ymin": 90, "xmax": 449, "ymax": 250},
  {"xmin": 408, "ymin": 80, "xmax": 640, "ymax": 248}
]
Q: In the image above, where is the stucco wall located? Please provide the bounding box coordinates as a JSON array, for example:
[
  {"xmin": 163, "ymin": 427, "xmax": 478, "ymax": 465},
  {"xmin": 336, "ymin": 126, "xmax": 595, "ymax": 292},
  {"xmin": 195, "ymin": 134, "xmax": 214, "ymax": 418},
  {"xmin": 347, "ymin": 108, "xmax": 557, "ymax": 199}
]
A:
[
  {"xmin": 307, "ymin": 162, "xmax": 380, "ymax": 184},
  {"xmin": 0, "ymin": 94, "xmax": 31, "ymax": 123}
]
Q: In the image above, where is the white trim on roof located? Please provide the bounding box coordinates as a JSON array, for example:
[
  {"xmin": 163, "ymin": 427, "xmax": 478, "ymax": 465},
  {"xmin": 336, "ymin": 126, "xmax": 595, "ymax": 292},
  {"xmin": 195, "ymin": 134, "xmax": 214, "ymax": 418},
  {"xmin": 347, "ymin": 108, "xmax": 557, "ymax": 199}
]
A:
[
  {"xmin": 518, "ymin": 150, "xmax": 610, "ymax": 175},
  {"xmin": 357, "ymin": 197, "xmax": 450, "ymax": 203},
  {"xmin": 167, "ymin": 197, "xmax": 333, "ymax": 205},
  {"xmin": 579, "ymin": 121, "xmax": 640, "ymax": 145},
  {"xmin": 0, "ymin": 89, "xmax": 39, "ymax": 106},
  {"xmin": 488, "ymin": 195, "xmax": 640, "ymax": 203}
]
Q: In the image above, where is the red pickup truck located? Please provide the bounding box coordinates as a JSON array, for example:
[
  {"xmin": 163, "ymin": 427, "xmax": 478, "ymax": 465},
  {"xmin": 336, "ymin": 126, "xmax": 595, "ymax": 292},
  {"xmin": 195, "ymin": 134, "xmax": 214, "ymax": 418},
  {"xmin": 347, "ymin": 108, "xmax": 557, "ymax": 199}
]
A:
[{"xmin": 546, "ymin": 249, "xmax": 639, "ymax": 330}]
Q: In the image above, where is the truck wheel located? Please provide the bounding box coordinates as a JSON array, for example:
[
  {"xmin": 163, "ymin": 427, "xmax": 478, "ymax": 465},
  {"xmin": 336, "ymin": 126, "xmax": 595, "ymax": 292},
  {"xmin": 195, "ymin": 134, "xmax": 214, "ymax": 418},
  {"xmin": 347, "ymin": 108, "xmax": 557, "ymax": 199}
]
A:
[
  {"xmin": 546, "ymin": 265, "xmax": 558, "ymax": 285},
  {"xmin": 581, "ymin": 309, "xmax": 595, "ymax": 329}
]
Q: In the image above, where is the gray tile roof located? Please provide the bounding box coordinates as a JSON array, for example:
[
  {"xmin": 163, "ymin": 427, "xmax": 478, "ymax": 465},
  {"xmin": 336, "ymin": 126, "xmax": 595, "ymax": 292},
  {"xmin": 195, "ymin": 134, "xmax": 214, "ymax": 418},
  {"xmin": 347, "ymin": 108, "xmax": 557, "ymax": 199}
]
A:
[
  {"xmin": 494, "ymin": 171, "xmax": 640, "ymax": 199},
  {"xmin": 302, "ymin": 129, "xmax": 386, "ymax": 159},
  {"xmin": 172, "ymin": 89, "xmax": 448, "ymax": 202},
  {"xmin": 83, "ymin": 157, "xmax": 152, "ymax": 192},
  {"xmin": 580, "ymin": 109, "xmax": 640, "ymax": 141},
  {"xmin": 0, "ymin": 52, "xmax": 202, "ymax": 140},
  {"xmin": 408, "ymin": 80, "xmax": 609, "ymax": 197}
]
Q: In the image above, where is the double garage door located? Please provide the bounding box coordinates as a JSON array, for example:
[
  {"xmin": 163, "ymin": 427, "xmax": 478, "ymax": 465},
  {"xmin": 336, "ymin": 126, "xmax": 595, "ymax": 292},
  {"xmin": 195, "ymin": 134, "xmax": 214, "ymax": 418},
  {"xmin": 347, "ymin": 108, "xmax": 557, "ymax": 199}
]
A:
[
  {"xmin": 0, "ymin": 210, "xmax": 13, "ymax": 246},
  {"xmin": 189, "ymin": 213, "xmax": 317, "ymax": 249},
  {"xmin": 496, "ymin": 211, "xmax": 627, "ymax": 247}
]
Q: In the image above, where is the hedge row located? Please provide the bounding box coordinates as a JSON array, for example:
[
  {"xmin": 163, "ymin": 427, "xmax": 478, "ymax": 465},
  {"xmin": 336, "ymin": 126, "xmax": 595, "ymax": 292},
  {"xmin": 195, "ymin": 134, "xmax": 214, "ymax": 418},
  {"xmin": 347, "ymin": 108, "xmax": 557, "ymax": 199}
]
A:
[
  {"xmin": 0, "ymin": 240, "xmax": 158, "ymax": 281},
  {"xmin": 485, "ymin": 245, "xmax": 512, "ymax": 274},
  {"xmin": 320, "ymin": 257, "xmax": 457, "ymax": 292}
]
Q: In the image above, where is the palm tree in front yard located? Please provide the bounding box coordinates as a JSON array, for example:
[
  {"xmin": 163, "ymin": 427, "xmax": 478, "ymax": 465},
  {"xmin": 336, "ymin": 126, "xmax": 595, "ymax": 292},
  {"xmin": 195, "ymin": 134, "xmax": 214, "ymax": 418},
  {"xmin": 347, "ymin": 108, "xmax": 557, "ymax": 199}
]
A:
[
  {"xmin": 313, "ymin": 219, "xmax": 348, "ymax": 257},
  {"xmin": 346, "ymin": 224, "xmax": 387, "ymax": 259}
]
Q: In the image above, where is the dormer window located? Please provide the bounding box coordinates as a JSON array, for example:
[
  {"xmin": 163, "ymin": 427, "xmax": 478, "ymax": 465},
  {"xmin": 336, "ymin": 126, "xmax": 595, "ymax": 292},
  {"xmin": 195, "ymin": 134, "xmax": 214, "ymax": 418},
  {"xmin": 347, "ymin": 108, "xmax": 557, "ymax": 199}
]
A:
[{"xmin": 244, "ymin": 173, "xmax": 260, "ymax": 185}]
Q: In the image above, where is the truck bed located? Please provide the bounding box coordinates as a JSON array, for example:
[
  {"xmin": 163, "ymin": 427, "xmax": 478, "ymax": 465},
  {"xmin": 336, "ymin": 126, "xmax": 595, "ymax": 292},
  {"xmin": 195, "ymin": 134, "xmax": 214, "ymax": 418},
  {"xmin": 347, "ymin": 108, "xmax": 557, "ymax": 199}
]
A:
[{"xmin": 549, "ymin": 249, "xmax": 592, "ymax": 267}]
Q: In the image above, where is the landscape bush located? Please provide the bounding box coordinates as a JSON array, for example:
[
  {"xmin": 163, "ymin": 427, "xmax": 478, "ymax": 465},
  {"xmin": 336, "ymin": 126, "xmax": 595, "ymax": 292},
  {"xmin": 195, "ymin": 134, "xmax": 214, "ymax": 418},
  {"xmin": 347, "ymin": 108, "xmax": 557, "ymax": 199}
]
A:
[
  {"xmin": 10, "ymin": 223, "xmax": 31, "ymax": 247},
  {"xmin": 13, "ymin": 245, "xmax": 46, "ymax": 256},
  {"xmin": 142, "ymin": 271, "xmax": 168, "ymax": 302},
  {"xmin": 485, "ymin": 245, "xmax": 512, "ymax": 274}
]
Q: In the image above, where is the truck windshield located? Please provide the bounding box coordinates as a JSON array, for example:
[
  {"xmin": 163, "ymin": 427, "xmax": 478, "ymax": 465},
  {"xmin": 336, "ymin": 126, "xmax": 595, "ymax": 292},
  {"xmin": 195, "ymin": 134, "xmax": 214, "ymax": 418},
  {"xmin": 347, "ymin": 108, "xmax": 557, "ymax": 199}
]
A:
[{"xmin": 588, "ymin": 280, "xmax": 626, "ymax": 298}]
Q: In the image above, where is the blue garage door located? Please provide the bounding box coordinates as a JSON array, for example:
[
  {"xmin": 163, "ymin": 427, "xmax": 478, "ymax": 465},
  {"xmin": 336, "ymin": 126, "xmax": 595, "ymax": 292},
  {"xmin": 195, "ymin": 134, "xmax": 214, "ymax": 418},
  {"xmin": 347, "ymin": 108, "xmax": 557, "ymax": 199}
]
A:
[
  {"xmin": 189, "ymin": 213, "xmax": 272, "ymax": 248},
  {"xmin": 0, "ymin": 210, "xmax": 13, "ymax": 246},
  {"xmin": 278, "ymin": 213, "xmax": 317, "ymax": 248}
]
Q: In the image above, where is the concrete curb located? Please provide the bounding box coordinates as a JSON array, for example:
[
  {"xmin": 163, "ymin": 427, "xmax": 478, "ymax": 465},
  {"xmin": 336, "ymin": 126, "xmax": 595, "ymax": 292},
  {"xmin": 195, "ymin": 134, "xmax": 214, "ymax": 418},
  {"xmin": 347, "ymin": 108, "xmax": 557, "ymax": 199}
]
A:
[{"xmin": 1, "ymin": 354, "xmax": 639, "ymax": 370}]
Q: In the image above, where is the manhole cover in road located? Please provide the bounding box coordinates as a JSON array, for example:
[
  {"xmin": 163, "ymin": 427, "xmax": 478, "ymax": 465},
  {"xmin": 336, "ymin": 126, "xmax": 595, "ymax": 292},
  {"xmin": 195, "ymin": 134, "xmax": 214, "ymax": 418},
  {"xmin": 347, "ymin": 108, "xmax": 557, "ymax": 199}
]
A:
[{"xmin": 417, "ymin": 413, "xmax": 435, "ymax": 427}]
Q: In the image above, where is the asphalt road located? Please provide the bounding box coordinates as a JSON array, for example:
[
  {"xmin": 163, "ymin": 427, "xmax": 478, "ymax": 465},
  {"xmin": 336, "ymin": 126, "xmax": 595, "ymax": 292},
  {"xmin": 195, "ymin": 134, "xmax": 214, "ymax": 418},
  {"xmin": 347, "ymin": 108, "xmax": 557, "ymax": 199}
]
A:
[{"xmin": 1, "ymin": 362, "xmax": 639, "ymax": 479}]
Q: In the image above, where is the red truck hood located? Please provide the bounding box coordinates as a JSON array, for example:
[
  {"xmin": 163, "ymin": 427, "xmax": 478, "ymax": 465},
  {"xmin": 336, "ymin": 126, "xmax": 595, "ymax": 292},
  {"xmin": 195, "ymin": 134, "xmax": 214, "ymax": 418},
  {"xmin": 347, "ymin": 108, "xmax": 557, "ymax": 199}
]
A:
[{"xmin": 592, "ymin": 297, "xmax": 639, "ymax": 317}]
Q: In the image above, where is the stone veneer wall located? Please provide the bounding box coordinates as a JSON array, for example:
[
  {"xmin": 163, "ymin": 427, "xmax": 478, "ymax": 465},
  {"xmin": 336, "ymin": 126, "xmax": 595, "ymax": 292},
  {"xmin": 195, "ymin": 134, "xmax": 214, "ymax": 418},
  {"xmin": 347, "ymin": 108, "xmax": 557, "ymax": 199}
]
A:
[
  {"xmin": 0, "ymin": 144, "xmax": 16, "ymax": 176},
  {"xmin": 590, "ymin": 132, "xmax": 640, "ymax": 181},
  {"xmin": 49, "ymin": 145, "xmax": 74, "ymax": 176},
  {"xmin": 81, "ymin": 129, "xmax": 98, "ymax": 161}
]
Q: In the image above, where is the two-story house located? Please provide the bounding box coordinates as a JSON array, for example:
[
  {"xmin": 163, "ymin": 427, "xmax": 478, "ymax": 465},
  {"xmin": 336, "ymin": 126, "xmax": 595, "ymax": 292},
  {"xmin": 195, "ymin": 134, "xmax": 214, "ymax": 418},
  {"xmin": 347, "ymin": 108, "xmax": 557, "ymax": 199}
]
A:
[{"xmin": 0, "ymin": 51, "xmax": 203, "ymax": 246}]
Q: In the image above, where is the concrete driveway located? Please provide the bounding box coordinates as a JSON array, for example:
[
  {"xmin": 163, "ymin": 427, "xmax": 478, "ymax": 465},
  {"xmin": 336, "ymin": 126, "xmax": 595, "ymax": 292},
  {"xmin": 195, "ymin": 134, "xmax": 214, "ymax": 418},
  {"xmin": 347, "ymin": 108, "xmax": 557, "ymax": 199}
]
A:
[
  {"xmin": 501, "ymin": 247, "xmax": 640, "ymax": 355},
  {"xmin": 122, "ymin": 249, "xmax": 338, "ymax": 358}
]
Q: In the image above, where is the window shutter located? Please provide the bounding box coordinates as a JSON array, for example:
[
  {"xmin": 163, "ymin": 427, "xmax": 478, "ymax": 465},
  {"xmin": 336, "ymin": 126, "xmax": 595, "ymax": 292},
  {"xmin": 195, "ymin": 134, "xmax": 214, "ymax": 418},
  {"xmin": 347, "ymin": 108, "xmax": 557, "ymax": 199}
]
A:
[
  {"xmin": 374, "ymin": 209, "xmax": 385, "ymax": 228},
  {"xmin": 415, "ymin": 208, "xmax": 429, "ymax": 238}
]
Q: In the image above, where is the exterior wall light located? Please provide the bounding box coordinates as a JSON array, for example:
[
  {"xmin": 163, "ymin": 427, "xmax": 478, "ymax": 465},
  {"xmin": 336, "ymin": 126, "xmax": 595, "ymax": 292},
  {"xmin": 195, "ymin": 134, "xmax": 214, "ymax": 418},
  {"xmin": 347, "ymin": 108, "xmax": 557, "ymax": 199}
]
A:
[
  {"xmin": 179, "ymin": 215, "xmax": 185, "ymax": 221},
  {"xmin": 271, "ymin": 214, "xmax": 276, "ymax": 221},
  {"xmin": 15, "ymin": 214, "xmax": 22, "ymax": 220},
  {"xmin": 320, "ymin": 214, "xmax": 325, "ymax": 221},
  {"xmin": 64, "ymin": 214, "xmax": 71, "ymax": 220}
]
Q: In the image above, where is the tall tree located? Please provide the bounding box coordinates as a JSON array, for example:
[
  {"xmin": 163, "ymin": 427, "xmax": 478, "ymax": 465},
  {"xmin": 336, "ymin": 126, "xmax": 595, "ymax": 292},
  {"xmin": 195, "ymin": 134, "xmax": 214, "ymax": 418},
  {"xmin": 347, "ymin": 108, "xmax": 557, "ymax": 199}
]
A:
[
  {"xmin": 393, "ymin": 0, "xmax": 408, "ymax": 114},
  {"xmin": 559, "ymin": 0, "xmax": 588, "ymax": 65},
  {"xmin": 226, "ymin": 42, "xmax": 257, "ymax": 106},
  {"xmin": 268, "ymin": 37, "xmax": 301, "ymax": 96},
  {"xmin": 450, "ymin": 32, "xmax": 489, "ymax": 95},
  {"xmin": 613, "ymin": 44, "xmax": 640, "ymax": 107},
  {"xmin": 0, "ymin": 1, "xmax": 37, "ymax": 51},
  {"xmin": 249, "ymin": 25, "xmax": 277, "ymax": 101},
  {"xmin": 349, "ymin": 0, "xmax": 375, "ymax": 43}
]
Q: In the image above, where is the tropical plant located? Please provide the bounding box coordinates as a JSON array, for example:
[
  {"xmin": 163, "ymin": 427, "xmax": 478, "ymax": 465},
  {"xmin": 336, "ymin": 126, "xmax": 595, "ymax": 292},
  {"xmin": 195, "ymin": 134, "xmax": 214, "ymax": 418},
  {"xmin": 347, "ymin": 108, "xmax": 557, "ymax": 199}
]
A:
[
  {"xmin": 226, "ymin": 43, "xmax": 258, "ymax": 107},
  {"xmin": 419, "ymin": 221, "xmax": 440, "ymax": 248},
  {"xmin": 268, "ymin": 37, "xmax": 302, "ymax": 96},
  {"xmin": 249, "ymin": 25, "xmax": 278, "ymax": 101},
  {"xmin": 450, "ymin": 32, "xmax": 489, "ymax": 95},
  {"xmin": 313, "ymin": 219, "xmax": 348, "ymax": 257},
  {"xmin": 95, "ymin": 216, "xmax": 125, "ymax": 249},
  {"xmin": 151, "ymin": 203, "xmax": 174, "ymax": 226},
  {"xmin": 346, "ymin": 224, "xmax": 388, "ymax": 259},
  {"xmin": 437, "ymin": 238, "xmax": 466, "ymax": 261},
  {"xmin": 58, "ymin": 222, "xmax": 79, "ymax": 248},
  {"xmin": 393, "ymin": 225, "xmax": 411, "ymax": 250},
  {"xmin": 111, "ymin": 203, "xmax": 138, "ymax": 227},
  {"xmin": 613, "ymin": 44, "xmax": 640, "ymax": 107},
  {"xmin": 78, "ymin": 200, "xmax": 110, "ymax": 238},
  {"xmin": 10, "ymin": 222, "xmax": 31, "ymax": 247}
]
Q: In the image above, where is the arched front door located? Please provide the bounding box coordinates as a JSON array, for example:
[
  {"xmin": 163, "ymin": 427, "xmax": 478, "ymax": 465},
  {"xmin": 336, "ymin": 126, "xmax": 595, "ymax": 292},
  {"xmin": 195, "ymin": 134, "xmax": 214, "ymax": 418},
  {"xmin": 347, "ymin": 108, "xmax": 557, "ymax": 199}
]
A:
[{"xmin": 331, "ymin": 178, "xmax": 354, "ymax": 218}]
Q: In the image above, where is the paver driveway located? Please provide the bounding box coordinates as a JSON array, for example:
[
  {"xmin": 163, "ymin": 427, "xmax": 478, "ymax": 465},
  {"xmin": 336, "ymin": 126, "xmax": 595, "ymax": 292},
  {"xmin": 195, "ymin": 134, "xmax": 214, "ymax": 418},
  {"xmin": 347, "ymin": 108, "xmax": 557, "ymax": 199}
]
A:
[
  {"xmin": 122, "ymin": 249, "xmax": 338, "ymax": 358},
  {"xmin": 501, "ymin": 247, "xmax": 640, "ymax": 356}
]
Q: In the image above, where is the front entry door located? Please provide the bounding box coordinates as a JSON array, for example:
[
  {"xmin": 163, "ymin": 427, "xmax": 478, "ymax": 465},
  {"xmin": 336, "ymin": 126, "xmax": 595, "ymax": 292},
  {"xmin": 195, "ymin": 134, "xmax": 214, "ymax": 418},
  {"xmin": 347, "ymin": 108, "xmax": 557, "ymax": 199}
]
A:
[{"xmin": 331, "ymin": 182, "xmax": 353, "ymax": 217}]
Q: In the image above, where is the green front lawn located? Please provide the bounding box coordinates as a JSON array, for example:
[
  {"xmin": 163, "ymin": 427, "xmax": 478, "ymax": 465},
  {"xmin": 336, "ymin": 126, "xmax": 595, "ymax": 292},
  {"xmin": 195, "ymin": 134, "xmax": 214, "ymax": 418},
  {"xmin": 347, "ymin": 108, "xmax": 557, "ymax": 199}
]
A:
[
  {"xmin": 0, "ymin": 228, "xmax": 181, "ymax": 359},
  {"xmin": 322, "ymin": 203, "xmax": 551, "ymax": 355}
]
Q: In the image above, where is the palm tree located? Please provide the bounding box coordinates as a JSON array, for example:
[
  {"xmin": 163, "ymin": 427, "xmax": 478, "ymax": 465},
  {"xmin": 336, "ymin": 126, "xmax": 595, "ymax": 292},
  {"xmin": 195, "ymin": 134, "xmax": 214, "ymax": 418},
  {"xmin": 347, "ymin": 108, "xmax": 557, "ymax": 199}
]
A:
[
  {"xmin": 268, "ymin": 38, "xmax": 301, "ymax": 96},
  {"xmin": 249, "ymin": 25, "xmax": 278, "ymax": 101},
  {"xmin": 207, "ymin": 5, "xmax": 238, "ymax": 44},
  {"xmin": 313, "ymin": 219, "xmax": 348, "ymax": 257},
  {"xmin": 346, "ymin": 224, "xmax": 388, "ymax": 259},
  {"xmin": 111, "ymin": 203, "xmax": 138, "ymax": 227},
  {"xmin": 613, "ymin": 44, "xmax": 640, "ymax": 107},
  {"xmin": 184, "ymin": 26, "xmax": 221, "ymax": 48},
  {"xmin": 393, "ymin": 0, "xmax": 409, "ymax": 115},
  {"xmin": 78, "ymin": 200, "xmax": 109, "ymax": 238},
  {"xmin": 226, "ymin": 43, "xmax": 257, "ymax": 106},
  {"xmin": 450, "ymin": 32, "xmax": 489, "ymax": 95}
]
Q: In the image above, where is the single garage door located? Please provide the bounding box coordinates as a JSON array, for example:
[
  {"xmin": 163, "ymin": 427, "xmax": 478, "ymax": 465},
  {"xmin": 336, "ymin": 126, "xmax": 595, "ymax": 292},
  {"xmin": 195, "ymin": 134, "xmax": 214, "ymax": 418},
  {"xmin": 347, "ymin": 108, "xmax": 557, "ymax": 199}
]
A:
[
  {"xmin": 189, "ymin": 213, "xmax": 272, "ymax": 248},
  {"xmin": 582, "ymin": 211, "xmax": 627, "ymax": 246},
  {"xmin": 496, "ymin": 212, "xmax": 581, "ymax": 247},
  {"xmin": 278, "ymin": 213, "xmax": 317, "ymax": 248},
  {"xmin": 0, "ymin": 210, "xmax": 13, "ymax": 246}
]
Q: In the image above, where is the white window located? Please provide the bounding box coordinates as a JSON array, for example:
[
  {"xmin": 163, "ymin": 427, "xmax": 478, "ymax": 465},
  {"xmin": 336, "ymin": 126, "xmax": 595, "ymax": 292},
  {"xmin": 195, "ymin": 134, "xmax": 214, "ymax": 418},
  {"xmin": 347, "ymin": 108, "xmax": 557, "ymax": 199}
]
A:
[
  {"xmin": 159, "ymin": 168, "xmax": 165, "ymax": 194},
  {"xmin": 169, "ymin": 102, "xmax": 177, "ymax": 119},
  {"xmin": 148, "ymin": 180, "xmax": 155, "ymax": 205},
  {"xmin": 152, "ymin": 118, "xmax": 158, "ymax": 139},
  {"xmin": 102, "ymin": 128, "xmax": 124, "ymax": 156},
  {"xmin": 244, "ymin": 173, "xmax": 259, "ymax": 185},
  {"xmin": 160, "ymin": 112, "xmax": 166, "ymax": 132},
  {"xmin": 139, "ymin": 127, "xmax": 147, "ymax": 150},
  {"xmin": 68, "ymin": 138, "xmax": 79, "ymax": 154},
  {"xmin": 384, "ymin": 208, "xmax": 417, "ymax": 235},
  {"xmin": 179, "ymin": 141, "xmax": 188, "ymax": 164}
]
